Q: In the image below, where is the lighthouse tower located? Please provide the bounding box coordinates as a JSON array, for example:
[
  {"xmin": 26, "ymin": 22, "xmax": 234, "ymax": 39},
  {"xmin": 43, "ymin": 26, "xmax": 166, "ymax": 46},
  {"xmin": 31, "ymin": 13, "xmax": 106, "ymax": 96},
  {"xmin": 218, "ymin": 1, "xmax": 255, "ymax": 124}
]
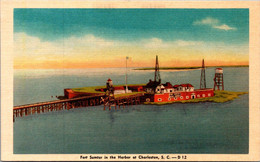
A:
[
  {"xmin": 106, "ymin": 78, "xmax": 114, "ymax": 95},
  {"xmin": 213, "ymin": 68, "xmax": 224, "ymax": 90}
]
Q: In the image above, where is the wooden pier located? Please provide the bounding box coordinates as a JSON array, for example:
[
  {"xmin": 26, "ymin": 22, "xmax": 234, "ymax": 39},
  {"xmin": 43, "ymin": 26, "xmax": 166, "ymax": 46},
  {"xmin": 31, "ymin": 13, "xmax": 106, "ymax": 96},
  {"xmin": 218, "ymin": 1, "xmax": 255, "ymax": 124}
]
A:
[
  {"xmin": 13, "ymin": 94, "xmax": 105, "ymax": 122},
  {"xmin": 13, "ymin": 93, "xmax": 145, "ymax": 122},
  {"xmin": 103, "ymin": 93, "xmax": 144, "ymax": 110}
]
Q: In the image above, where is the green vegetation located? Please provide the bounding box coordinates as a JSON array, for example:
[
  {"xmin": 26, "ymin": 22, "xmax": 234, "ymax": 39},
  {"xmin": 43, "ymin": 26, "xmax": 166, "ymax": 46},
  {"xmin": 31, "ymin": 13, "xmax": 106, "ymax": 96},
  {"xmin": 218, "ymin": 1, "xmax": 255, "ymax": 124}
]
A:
[
  {"xmin": 72, "ymin": 86, "xmax": 248, "ymax": 105},
  {"xmin": 72, "ymin": 86, "xmax": 106, "ymax": 94},
  {"xmin": 212, "ymin": 65, "xmax": 249, "ymax": 67},
  {"xmin": 134, "ymin": 65, "xmax": 249, "ymax": 71},
  {"xmin": 135, "ymin": 67, "xmax": 201, "ymax": 70},
  {"xmin": 71, "ymin": 84, "xmax": 146, "ymax": 94},
  {"xmin": 144, "ymin": 91, "xmax": 248, "ymax": 105},
  {"xmin": 114, "ymin": 92, "xmax": 144, "ymax": 98}
]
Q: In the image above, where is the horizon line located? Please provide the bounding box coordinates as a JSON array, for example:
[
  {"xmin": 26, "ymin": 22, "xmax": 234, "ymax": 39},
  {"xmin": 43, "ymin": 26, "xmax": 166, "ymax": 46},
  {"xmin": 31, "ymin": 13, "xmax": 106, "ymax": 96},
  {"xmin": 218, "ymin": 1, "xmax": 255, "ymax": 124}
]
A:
[{"xmin": 13, "ymin": 64, "xmax": 249, "ymax": 70}]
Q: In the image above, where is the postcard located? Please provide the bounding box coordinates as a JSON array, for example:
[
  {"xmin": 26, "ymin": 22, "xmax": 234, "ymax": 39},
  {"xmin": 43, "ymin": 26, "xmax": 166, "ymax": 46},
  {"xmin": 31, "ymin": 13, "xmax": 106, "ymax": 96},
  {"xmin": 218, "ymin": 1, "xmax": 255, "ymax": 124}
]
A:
[{"xmin": 1, "ymin": 0, "xmax": 259, "ymax": 161}]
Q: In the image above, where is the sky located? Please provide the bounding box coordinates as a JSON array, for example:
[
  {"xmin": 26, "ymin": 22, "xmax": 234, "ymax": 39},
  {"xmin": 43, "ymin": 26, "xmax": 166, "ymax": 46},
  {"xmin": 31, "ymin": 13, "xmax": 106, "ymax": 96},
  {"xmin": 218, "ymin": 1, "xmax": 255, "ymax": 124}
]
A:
[{"xmin": 14, "ymin": 9, "xmax": 249, "ymax": 69}]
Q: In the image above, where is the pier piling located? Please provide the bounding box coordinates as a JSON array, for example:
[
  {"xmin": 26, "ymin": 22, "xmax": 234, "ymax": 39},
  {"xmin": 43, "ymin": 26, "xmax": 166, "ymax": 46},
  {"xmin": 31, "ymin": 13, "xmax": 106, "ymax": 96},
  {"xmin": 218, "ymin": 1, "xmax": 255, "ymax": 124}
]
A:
[
  {"xmin": 13, "ymin": 94, "xmax": 105, "ymax": 122},
  {"xmin": 13, "ymin": 93, "xmax": 144, "ymax": 122}
]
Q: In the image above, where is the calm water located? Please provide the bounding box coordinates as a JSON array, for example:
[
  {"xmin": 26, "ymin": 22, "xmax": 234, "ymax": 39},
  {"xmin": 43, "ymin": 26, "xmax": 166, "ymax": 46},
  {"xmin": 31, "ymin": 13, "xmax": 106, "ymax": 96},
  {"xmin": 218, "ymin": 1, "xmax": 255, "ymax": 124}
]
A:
[{"xmin": 13, "ymin": 67, "xmax": 249, "ymax": 154}]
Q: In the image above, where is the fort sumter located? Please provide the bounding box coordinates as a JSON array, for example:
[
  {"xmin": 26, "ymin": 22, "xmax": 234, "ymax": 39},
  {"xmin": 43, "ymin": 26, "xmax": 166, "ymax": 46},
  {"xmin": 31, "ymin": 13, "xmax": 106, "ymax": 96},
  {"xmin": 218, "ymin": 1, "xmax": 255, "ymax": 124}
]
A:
[
  {"xmin": 64, "ymin": 56, "xmax": 247, "ymax": 105},
  {"xmin": 13, "ymin": 56, "xmax": 247, "ymax": 122}
]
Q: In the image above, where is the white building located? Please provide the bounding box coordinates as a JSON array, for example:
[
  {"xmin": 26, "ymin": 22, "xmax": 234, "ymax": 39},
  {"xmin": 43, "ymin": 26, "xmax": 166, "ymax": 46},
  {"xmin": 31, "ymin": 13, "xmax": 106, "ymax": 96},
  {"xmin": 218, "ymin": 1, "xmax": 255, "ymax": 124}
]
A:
[{"xmin": 173, "ymin": 84, "xmax": 194, "ymax": 92}]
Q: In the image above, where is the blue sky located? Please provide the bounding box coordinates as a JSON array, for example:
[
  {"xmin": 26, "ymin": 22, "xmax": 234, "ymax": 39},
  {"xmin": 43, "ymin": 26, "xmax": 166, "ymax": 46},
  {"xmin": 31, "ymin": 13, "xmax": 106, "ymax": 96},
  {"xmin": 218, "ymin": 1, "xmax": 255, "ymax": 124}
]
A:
[
  {"xmin": 13, "ymin": 9, "xmax": 249, "ymax": 68},
  {"xmin": 14, "ymin": 9, "xmax": 248, "ymax": 43}
]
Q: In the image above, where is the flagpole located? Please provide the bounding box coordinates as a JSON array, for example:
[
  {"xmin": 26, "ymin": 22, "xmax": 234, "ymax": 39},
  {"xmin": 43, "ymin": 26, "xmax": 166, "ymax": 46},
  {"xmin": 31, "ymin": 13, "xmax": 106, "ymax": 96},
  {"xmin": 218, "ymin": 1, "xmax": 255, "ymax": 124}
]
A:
[{"xmin": 125, "ymin": 56, "xmax": 128, "ymax": 93}]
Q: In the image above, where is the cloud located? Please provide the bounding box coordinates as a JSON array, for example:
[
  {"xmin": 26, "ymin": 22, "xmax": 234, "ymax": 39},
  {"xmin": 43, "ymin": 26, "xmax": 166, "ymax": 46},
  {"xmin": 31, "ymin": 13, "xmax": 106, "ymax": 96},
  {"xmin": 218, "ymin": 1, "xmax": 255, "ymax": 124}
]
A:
[
  {"xmin": 14, "ymin": 33, "xmax": 116, "ymax": 57},
  {"xmin": 14, "ymin": 32, "xmax": 64, "ymax": 56},
  {"xmin": 14, "ymin": 33, "xmax": 247, "ymax": 69},
  {"xmin": 193, "ymin": 17, "xmax": 219, "ymax": 26},
  {"xmin": 143, "ymin": 38, "xmax": 204, "ymax": 49},
  {"xmin": 193, "ymin": 17, "xmax": 236, "ymax": 31},
  {"xmin": 61, "ymin": 34, "xmax": 115, "ymax": 49},
  {"xmin": 143, "ymin": 38, "xmax": 166, "ymax": 49},
  {"xmin": 213, "ymin": 24, "xmax": 236, "ymax": 31},
  {"xmin": 14, "ymin": 33, "xmax": 245, "ymax": 56}
]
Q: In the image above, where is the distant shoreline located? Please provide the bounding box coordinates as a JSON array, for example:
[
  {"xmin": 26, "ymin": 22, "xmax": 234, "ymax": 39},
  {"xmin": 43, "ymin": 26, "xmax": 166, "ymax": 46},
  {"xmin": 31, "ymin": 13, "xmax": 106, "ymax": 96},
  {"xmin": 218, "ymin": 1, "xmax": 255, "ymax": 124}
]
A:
[
  {"xmin": 13, "ymin": 65, "xmax": 249, "ymax": 70},
  {"xmin": 134, "ymin": 65, "xmax": 249, "ymax": 71}
]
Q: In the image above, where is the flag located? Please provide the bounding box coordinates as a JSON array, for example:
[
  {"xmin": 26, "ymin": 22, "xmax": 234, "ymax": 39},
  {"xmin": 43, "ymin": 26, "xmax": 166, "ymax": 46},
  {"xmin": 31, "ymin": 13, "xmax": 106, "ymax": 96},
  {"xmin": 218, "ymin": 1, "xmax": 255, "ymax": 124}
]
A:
[{"xmin": 126, "ymin": 56, "xmax": 132, "ymax": 62}]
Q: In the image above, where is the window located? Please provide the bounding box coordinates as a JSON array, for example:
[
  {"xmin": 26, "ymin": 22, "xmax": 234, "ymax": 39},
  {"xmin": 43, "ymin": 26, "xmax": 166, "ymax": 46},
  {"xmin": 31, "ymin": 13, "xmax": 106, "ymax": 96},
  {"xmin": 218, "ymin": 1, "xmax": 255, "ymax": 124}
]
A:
[
  {"xmin": 158, "ymin": 98, "xmax": 162, "ymax": 101},
  {"xmin": 202, "ymin": 94, "xmax": 205, "ymax": 97},
  {"xmin": 168, "ymin": 97, "xmax": 171, "ymax": 101},
  {"xmin": 180, "ymin": 96, "xmax": 183, "ymax": 99},
  {"xmin": 170, "ymin": 90, "xmax": 173, "ymax": 92},
  {"xmin": 197, "ymin": 94, "xmax": 200, "ymax": 97},
  {"xmin": 186, "ymin": 96, "xmax": 189, "ymax": 99},
  {"xmin": 174, "ymin": 97, "xmax": 177, "ymax": 100},
  {"xmin": 208, "ymin": 93, "xmax": 211, "ymax": 96}
]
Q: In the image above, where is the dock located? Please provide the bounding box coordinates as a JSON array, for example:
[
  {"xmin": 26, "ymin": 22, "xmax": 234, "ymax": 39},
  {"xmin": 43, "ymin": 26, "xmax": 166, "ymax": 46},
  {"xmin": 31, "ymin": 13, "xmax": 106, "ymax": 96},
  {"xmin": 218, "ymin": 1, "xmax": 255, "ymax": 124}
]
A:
[
  {"xmin": 13, "ymin": 93, "xmax": 145, "ymax": 122},
  {"xmin": 13, "ymin": 94, "xmax": 105, "ymax": 122},
  {"xmin": 103, "ymin": 93, "xmax": 144, "ymax": 110}
]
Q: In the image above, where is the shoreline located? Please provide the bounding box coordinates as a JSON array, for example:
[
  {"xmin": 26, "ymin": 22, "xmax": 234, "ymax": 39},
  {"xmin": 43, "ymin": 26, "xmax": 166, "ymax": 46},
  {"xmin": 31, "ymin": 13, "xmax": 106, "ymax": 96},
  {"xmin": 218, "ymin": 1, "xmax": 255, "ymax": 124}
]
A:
[
  {"xmin": 72, "ymin": 86, "xmax": 248, "ymax": 105},
  {"xmin": 134, "ymin": 65, "xmax": 249, "ymax": 71},
  {"xmin": 144, "ymin": 91, "xmax": 248, "ymax": 105},
  {"xmin": 134, "ymin": 68, "xmax": 201, "ymax": 72}
]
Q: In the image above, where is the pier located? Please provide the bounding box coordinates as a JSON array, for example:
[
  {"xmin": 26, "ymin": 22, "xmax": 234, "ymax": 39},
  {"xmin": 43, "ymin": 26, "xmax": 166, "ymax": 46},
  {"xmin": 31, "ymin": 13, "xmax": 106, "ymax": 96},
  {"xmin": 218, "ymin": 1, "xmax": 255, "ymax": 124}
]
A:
[
  {"xmin": 13, "ymin": 94, "xmax": 105, "ymax": 122},
  {"xmin": 103, "ymin": 93, "xmax": 144, "ymax": 110},
  {"xmin": 13, "ymin": 93, "xmax": 145, "ymax": 122}
]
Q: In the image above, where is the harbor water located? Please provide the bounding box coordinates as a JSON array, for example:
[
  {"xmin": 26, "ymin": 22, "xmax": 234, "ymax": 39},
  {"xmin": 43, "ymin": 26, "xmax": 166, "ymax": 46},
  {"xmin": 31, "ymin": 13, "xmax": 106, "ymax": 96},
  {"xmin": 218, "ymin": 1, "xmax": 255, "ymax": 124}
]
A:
[{"xmin": 13, "ymin": 67, "xmax": 249, "ymax": 154}]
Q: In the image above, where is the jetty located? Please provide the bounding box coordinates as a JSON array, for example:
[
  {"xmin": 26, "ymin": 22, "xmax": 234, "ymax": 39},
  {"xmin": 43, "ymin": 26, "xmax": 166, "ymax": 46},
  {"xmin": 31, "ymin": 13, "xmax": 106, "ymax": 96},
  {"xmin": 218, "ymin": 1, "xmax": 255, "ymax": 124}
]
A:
[
  {"xmin": 103, "ymin": 93, "xmax": 143, "ymax": 110},
  {"xmin": 13, "ymin": 92, "xmax": 145, "ymax": 122},
  {"xmin": 13, "ymin": 94, "xmax": 104, "ymax": 122}
]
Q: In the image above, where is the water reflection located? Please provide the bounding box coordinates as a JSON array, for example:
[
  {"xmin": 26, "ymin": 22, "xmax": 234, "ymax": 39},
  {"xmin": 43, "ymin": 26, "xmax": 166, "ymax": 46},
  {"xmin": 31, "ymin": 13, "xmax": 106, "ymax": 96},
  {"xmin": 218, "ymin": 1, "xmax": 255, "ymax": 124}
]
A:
[{"xmin": 108, "ymin": 110, "xmax": 115, "ymax": 127}]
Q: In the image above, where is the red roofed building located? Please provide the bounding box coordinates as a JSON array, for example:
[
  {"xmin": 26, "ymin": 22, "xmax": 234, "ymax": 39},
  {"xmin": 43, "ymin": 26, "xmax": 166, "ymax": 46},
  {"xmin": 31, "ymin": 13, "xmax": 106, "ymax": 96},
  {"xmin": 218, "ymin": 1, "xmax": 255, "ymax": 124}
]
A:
[
  {"xmin": 114, "ymin": 86, "xmax": 131, "ymax": 95},
  {"xmin": 129, "ymin": 86, "xmax": 144, "ymax": 92},
  {"xmin": 162, "ymin": 82, "xmax": 174, "ymax": 93},
  {"xmin": 173, "ymin": 84, "xmax": 194, "ymax": 92},
  {"xmin": 143, "ymin": 81, "xmax": 214, "ymax": 103},
  {"xmin": 114, "ymin": 86, "xmax": 125, "ymax": 90},
  {"xmin": 145, "ymin": 79, "xmax": 161, "ymax": 93},
  {"xmin": 163, "ymin": 82, "xmax": 173, "ymax": 88}
]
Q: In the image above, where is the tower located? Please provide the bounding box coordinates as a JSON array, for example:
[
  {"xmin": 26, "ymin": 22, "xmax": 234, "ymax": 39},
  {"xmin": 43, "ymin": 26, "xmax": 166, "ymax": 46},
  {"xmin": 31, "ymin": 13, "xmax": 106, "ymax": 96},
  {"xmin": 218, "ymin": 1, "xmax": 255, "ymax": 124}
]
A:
[
  {"xmin": 106, "ymin": 78, "xmax": 114, "ymax": 95},
  {"xmin": 200, "ymin": 59, "xmax": 206, "ymax": 89},
  {"xmin": 213, "ymin": 68, "xmax": 224, "ymax": 90},
  {"xmin": 154, "ymin": 55, "xmax": 161, "ymax": 83}
]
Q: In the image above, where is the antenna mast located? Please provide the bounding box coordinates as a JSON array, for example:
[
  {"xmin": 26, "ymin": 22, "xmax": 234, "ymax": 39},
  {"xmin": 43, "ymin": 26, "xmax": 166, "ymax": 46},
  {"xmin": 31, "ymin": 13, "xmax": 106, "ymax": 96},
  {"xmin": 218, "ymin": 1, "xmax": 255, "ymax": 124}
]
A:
[
  {"xmin": 200, "ymin": 59, "xmax": 206, "ymax": 89},
  {"xmin": 125, "ymin": 56, "xmax": 129, "ymax": 93},
  {"xmin": 154, "ymin": 55, "xmax": 161, "ymax": 83}
]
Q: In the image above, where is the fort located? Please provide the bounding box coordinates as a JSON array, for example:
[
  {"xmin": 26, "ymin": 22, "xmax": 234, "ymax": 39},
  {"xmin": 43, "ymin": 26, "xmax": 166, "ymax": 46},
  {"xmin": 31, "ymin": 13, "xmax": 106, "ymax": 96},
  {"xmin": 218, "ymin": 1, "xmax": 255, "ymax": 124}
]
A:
[
  {"xmin": 13, "ymin": 56, "xmax": 247, "ymax": 122},
  {"xmin": 64, "ymin": 56, "xmax": 215, "ymax": 104}
]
